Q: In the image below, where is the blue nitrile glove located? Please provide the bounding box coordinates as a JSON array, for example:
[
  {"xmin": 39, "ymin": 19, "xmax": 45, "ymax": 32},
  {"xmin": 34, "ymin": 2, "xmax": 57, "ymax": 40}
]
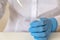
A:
[{"xmin": 29, "ymin": 18, "xmax": 58, "ymax": 40}]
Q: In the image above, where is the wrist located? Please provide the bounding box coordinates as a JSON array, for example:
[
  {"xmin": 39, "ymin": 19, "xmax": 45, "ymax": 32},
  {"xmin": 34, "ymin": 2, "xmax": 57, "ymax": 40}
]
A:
[
  {"xmin": 55, "ymin": 16, "xmax": 60, "ymax": 26},
  {"xmin": 55, "ymin": 16, "xmax": 60, "ymax": 32}
]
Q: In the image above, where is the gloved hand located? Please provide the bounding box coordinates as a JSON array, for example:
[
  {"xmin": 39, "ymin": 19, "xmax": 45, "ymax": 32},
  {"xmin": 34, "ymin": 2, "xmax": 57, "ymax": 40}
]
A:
[{"xmin": 29, "ymin": 18, "xmax": 58, "ymax": 40}]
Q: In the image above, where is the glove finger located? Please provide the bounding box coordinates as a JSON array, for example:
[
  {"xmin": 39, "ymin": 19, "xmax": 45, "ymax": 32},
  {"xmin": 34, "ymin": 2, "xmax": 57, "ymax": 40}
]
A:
[
  {"xmin": 29, "ymin": 26, "xmax": 46, "ymax": 32},
  {"xmin": 45, "ymin": 21, "xmax": 52, "ymax": 36},
  {"xmin": 34, "ymin": 37, "xmax": 48, "ymax": 40},
  {"xmin": 46, "ymin": 26, "xmax": 51, "ymax": 37},
  {"xmin": 30, "ymin": 20, "xmax": 46, "ymax": 27},
  {"xmin": 31, "ymin": 32, "xmax": 46, "ymax": 38}
]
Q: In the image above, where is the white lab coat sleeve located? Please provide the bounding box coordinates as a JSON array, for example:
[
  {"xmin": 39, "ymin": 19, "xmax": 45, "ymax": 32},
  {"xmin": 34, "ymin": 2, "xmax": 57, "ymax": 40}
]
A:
[
  {"xmin": 3, "ymin": 0, "xmax": 16, "ymax": 32},
  {"xmin": 5, "ymin": 0, "xmax": 60, "ymax": 32}
]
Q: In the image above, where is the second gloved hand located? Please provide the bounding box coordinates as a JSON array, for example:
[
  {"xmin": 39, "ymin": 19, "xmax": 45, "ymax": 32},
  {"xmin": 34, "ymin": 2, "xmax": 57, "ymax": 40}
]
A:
[{"xmin": 29, "ymin": 18, "xmax": 58, "ymax": 40}]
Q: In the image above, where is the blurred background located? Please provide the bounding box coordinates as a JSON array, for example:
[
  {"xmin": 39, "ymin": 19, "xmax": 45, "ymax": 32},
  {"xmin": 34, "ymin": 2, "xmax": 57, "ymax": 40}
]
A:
[{"xmin": 0, "ymin": 0, "xmax": 60, "ymax": 40}]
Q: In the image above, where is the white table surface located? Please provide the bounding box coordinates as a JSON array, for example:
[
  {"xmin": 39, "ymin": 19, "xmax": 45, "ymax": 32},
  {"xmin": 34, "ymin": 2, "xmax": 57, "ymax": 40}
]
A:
[{"xmin": 0, "ymin": 32, "xmax": 59, "ymax": 40}]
